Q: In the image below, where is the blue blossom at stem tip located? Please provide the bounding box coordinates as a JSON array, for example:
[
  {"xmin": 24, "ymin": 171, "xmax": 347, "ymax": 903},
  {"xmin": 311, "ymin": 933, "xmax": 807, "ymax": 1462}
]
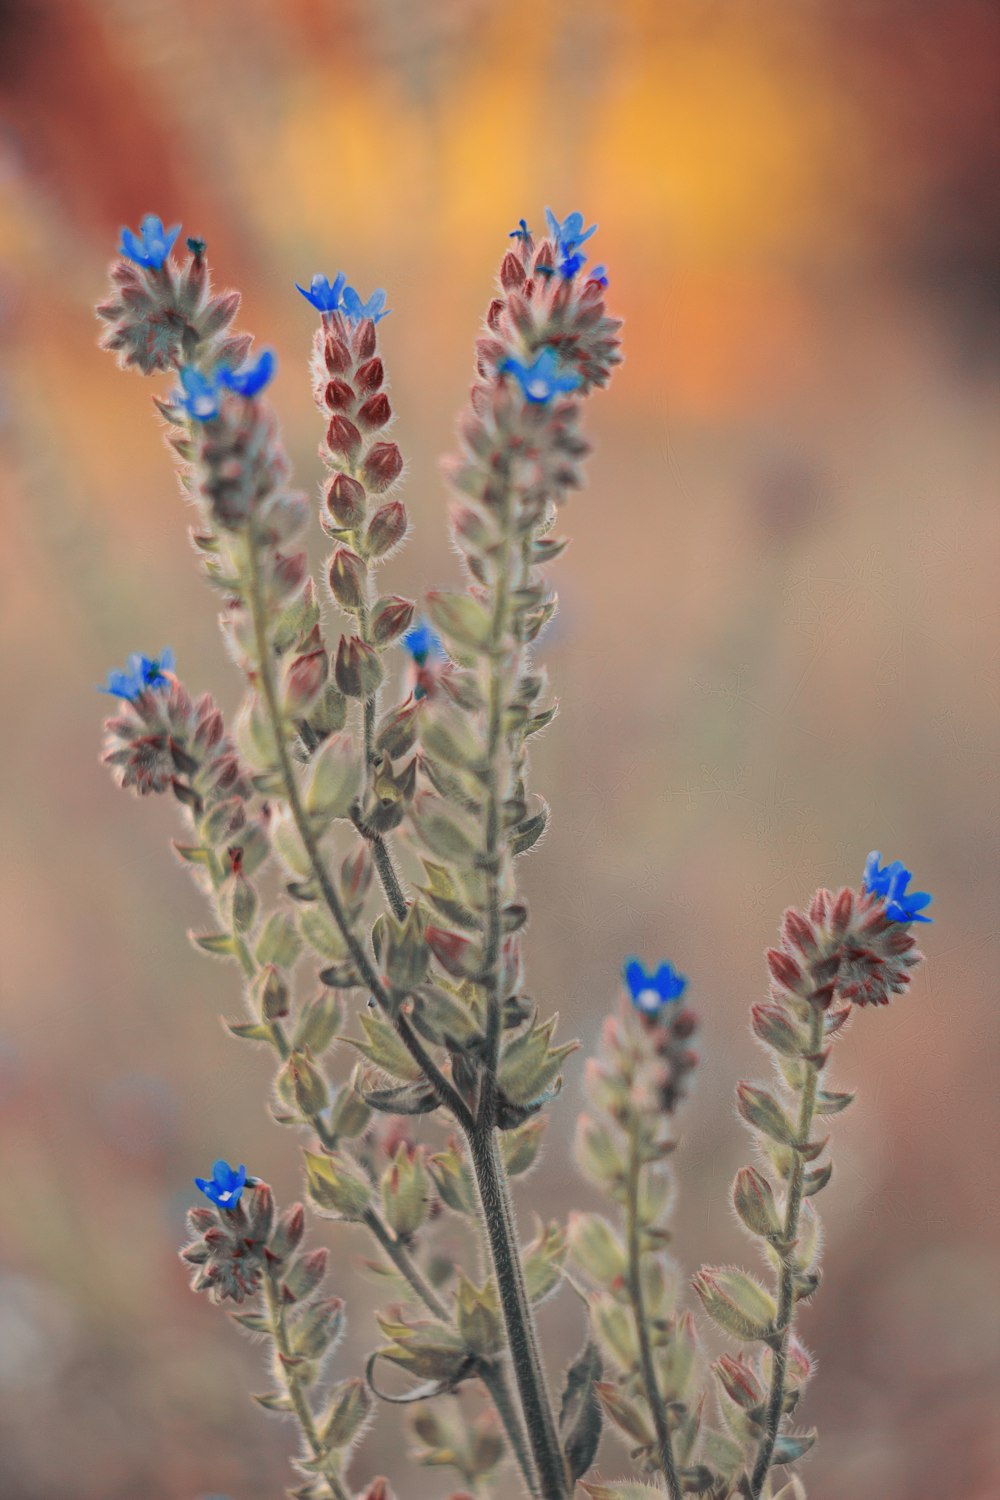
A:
[
  {"xmin": 174, "ymin": 351, "xmax": 277, "ymax": 421},
  {"xmin": 509, "ymin": 217, "xmax": 532, "ymax": 241},
  {"xmin": 194, "ymin": 1159, "xmax": 247, "ymax": 1210},
  {"xmin": 99, "ymin": 648, "xmax": 175, "ymax": 701},
  {"xmin": 295, "ymin": 271, "xmax": 347, "ymax": 312},
  {"xmin": 545, "ymin": 207, "xmax": 597, "ymax": 258},
  {"xmin": 402, "ymin": 620, "xmax": 445, "ymax": 666},
  {"xmin": 624, "ymin": 957, "xmax": 688, "ymax": 1014},
  {"xmin": 342, "ymin": 285, "xmax": 389, "ymax": 325},
  {"xmin": 119, "ymin": 214, "xmax": 180, "ymax": 270},
  {"xmin": 863, "ymin": 851, "xmax": 933, "ymax": 923},
  {"xmin": 499, "ymin": 347, "xmax": 581, "ymax": 404}
]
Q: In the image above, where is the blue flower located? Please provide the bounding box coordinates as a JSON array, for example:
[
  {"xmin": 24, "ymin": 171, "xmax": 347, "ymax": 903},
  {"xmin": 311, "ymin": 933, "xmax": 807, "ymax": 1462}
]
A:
[
  {"xmin": 545, "ymin": 208, "xmax": 597, "ymax": 258},
  {"xmin": 558, "ymin": 251, "xmax": 588, "ymax": 279},
  {"xmin": 194, "ymin": 1159, "xmax": 247, "ymax": 1210},
  {"xmin": 402, "ymin": 620, "xmax": 445, "ymax": 666},
  {"xmin": 509, "ymin": 218, "xmax": 532, "ymax": 241},
  {"xmin": 219, "ymin": 348, "xmax": 276, "ymax": 398},
  {"xmin": 176, "ymin": 366, "xmax": 223, "ymax": 421},
  {"xmin": 624, "ymin": 957, "xmax": 688, "ymax": 1014},
  {"xmin": 863, "ymin": 850, "xmax": 933, "ymax": 923},
  {"xmin": 119, "ymin": 214, "xmax": 181, "ymax": 270},
  {"xmin": 296, "ymin": 272, "xmax": 347, "ymax": 312},
  {"xmin": 99, "ymin": 648, "xmax": 175, "ymax": 701},
  {"xmin": 342, "ymin": 285, "xmax": 390, "ymax": 325},
  {"xmin": 588, "ymin": 264, "xmax": 609, "ymax": 287},
  {"xmin": 500, "ymin": 347, "xmax": 581, "ymax": 404}
]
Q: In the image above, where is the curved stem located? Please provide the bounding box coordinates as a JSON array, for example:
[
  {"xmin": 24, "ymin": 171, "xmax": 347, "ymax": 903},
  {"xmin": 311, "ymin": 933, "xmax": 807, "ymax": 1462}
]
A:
[
  {"xmin": 263, "ymin": 1266, "xmax": 350, "ymax": 1500},
  {"xmin": 245, "ymin": 535, "xmax": 474, "ymax": 1132},
  {"xmin": 624, "ymin": 1124, "xmax": 682, "ymax": 1500},
  {"xmin": 748, "ymin": 1004, "xmax": 825, "ymax": 1497}
]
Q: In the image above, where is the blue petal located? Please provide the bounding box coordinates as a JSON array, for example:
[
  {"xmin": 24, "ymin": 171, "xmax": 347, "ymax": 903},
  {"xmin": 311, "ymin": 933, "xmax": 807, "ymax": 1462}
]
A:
[
  {"xmin": 623, "ymin": 957, "xmax": 647, "ymax": 999},
  {"xmin": 159, "ymin": 646, "xmax": 175, "ymax": 672},
  {"xmin": 119, "ymin": 225, "xmax": 145, "ymax": 263}
]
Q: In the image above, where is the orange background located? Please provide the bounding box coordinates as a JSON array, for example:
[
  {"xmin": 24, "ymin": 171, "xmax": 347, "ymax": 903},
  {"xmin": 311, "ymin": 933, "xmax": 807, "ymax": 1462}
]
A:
[{"xmin": 1, "ymin": 2, "xmax": 998, "ymax": 1497}]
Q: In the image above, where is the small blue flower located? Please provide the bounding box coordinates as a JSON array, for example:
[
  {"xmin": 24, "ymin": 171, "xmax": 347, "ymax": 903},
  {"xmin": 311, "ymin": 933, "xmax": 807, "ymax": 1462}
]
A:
[
  {"xmin": 194, "ymin": 1159, "xmax": 247, "ymax": 1210},
  {"xmin": 558, "ymin": 251, "xmax": 588, "ymax": 279},
  {"xmin": 509, "ymin": 218, "xmax": 532, "ymax": 241},
  {"xmin": 545, "ymin": 208, "xmax": 597, "ymax": 258},
  {"xmin": 296, "ymin": 272, "xmax": 347, "ymax": 312},
  {"xmin": 588, "ymin": 264, "xmax": 609, "ymax": 287},
  {"xmin": 176, "ymin": 366, "xmax": 223, "ymax": 421},
  {"xmin": 402, "ymin": 620, "xmax": 445, "ymax": 666},
  {"xmin": 341, "ymin": 285, "xmax": 390, "ymax": 325},
  {"xmin": 863, "ymin": 850, "xmax": 933, "ymax": 923},
  {"xmin": 99, "ymin": 648, "xmax": 175, "ymax": 701},
  {"xmin": 119, "ymin": 214, "xmax": 181, "ymax": 270},
  {"xmin": 499, "ymin": 347, "xmax": 581, "ymax": 404},
  {"xmin": 624, "ymin": 957, "xmax": 688, "ymax": 1014},
  {"xmin": 219, "ymin": 348, "xmax": 277, "ymax": 398}
]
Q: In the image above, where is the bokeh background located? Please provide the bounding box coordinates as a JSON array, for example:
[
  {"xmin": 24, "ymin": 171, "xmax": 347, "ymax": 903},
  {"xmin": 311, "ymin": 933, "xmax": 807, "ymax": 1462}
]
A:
[{"xmin": 1, "ymin": 1, "xmax": 998, "ymax": 1497}]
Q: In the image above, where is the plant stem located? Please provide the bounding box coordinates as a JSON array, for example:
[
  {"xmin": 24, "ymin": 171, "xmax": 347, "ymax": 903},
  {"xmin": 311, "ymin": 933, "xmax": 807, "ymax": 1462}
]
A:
[
  {"xmin": 748, "ymin": 1004, "xmax": 825, "ymax": 1497},
  {"xmin": 263, "ymin": 1266, "xmax": 350, "ymax": 1500},
  {"xmin": 244, "ymin": 535, "xmax": 474, "ymax": 1132},
  {"xmin": 466, "ymin": 1122, "xmax": 567, "ymax": 1500},
  {"xmin": 624, "ymin": 1124, "xmax": 682, "ymax": 1500}
]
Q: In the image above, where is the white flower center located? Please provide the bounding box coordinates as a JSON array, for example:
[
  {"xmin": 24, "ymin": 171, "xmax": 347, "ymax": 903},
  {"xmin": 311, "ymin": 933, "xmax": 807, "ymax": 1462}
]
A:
[{"xmin": 637, "ymin": 988, "xmax": 661, "ymax": 1012}]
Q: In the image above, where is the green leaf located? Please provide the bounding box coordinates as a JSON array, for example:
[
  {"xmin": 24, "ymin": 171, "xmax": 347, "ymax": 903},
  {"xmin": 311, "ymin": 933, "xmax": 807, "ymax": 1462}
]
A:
[
  {"xmin": 255, "ymin": 911, "xmax": 303, "ymax": 968},
  {"xmin": 559, "ymin": 1337, "xmax": 603, "ymax": 1484},
  {"xmin": 227, "ymin": 1020, "xmax": 273, "ymax": 1043},
  {"xmin": 299, "ymin": 905, "xmax": 348, "ymax": 963},
  {"xmin": 190, "ymin": 931, "xmax": 236, "ymax": 958},
  {"xmin": 349, "ymin": 1010, "xmax": 424, "ymax": 1082},
  {"xmin": 772, "ymin": 1430, "xmax": 817, "ymax": 1464}
]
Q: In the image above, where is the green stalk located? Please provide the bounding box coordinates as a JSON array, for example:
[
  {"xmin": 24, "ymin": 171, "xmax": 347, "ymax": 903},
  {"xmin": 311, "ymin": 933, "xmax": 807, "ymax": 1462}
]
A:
[
  {"xmin": 748, "ymin": 1004, "xmax": 825, "ymax": 1497},
  {"xmin": 624, "ymin": 1124, "xmax": 682, "ymax": 1500},
  {"xmin": 262, "ymin": 1266, "xmax": 350, "ymax": 1500}
]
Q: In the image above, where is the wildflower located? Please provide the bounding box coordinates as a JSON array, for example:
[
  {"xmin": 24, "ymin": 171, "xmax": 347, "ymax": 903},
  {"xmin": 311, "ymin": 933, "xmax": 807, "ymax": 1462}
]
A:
[
  {"xmin": 624, "ymin": 957, "xmax": 688, "ymax": 1014},
  {"xmin": 119, "ymin": 213, "xmax": 181, "ymax": 270},
  {"xmin": 545, "ymin": 208, "xmax": 597, "ymax": 257},
  {"xmin": 342, "ymin": 285, "xmax": 390, "ymax": 325},
  {"xmin": 558, "ymin": 251, "xmax": 588, "ymax": 278},
  {"xmin": 195, "ymin": 1159, "xmax": 248, "ymax": 1210},
  {"xmin": 176, "ymin": 366, "xmax": 223, "ymax": 421},
  {"xmin": 402, "ymin": 620, "xmax": 445, "ymax": 666},
  {"xmin": 509, "ymin": 218, "xmax": 532, "ymax": 241},
  {"xmin": 500, "ymin": 347, "xmax": 581, "ymax": 404},
  {"xmin": 588, "ymin": 264, "xmax": 609, "ymax": 287},
  {"xmin": 219, "ymin": 348, "xmax": 276, "ymax": 398},
  {"xmin": 863, "ymin": 851, "xmax": 933, "ymax": 923},
  {"xmin": 99, "ymin": 648, "xmax": 175, "ymax": 701},
  {"xmin": 296, "ymin": 272, "xmax": 347, "ymax": 313}
]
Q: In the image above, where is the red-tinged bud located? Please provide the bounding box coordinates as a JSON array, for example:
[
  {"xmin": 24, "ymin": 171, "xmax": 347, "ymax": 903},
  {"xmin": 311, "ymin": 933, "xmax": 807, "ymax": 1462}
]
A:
[
  {"xmin": 767, "ymin": 947, "xmax": 808, "ymax": 997},
  {"xmin": 187, "ymin": 1206, "xmax": 216, "ymax": 1233},
  {"xmin": 786, "ymin": 1333, "xmax": 815, "ymax": 1385},
  {"xmin": 750, "ymin": 1002, "xmax": 803, "ymax": 1056},
  {"xmin": 425, "ymin": 925, "xmax": 478, "ymax": 979},
  {"xmin": 341, "ymin": 843, "xmax": 373, "ymax": 904},
  {"xmin": 256, "ymin": 963, "xmax": 290, "ymax": 1020},
  {"xmin": 809, "ymin": 888, "xmax": 832, "ymax": 923},
  {"xmin": 809, "ymin": 954, "xmax": 840, "ymax": 987},
  {"xmin": 714, "ymin": 1354, "xmax": 764, "ymax": 1410},
  {"xmin": 830, "ymin": 886, "xmax": 854, "ymax": 937},
  {"xmin": 335, "ymin": 635, "xmax": 384, "ymax": 698},
  {"xmin": 361, "ymin": 441, "xmax": 403, "ymax": 493},
  {"xmin": 357, "ymin": 1481, "xmax": 391, "ymax": 1500},
  {"xmin": 270, "ymin": 550, "xmax": 308, "ymax": 602},
  {"xmin": 365, "ymin": 499, "xmax": 407, "ymax": 557},
  {"xmin": 328, "ymin": 547, "xmax": 365, "ymax": 612},
  {"xmin": 327, "ymin": 413, "xmax": 362, "ymax": 460},
  {"xmin": 487, "ymin": 297, "xmax": 505, "ymax": 329},
  {"xmin": 450, "ymin": 503, "xmax": 492, "ymax": 554},
  {"xmin": 500, "ymin": 252, "xmax": 525, "ymax": 290},
  {"xmin": 475, "ymin": 337, "xmax": 504, "ymax": 379},
  {"xmin": 375, "ymin": 697, "xmax": 419, "ymax": 758},
  {"xmin": 323, "ymin": 377, "xmax": 355, "ymax": 412},
  {"xmin": 355, "ymin": 318, "xmax": 377, "ymax": 360},
  {"xmin": 733, "ymin": 1165, "xmax": 783, "ymax": 1240},
  {"xmin": 369, "ymin": 595, "xmax": 415, "ymax": 646},
  {"xmin": 325, "ymin": 472, "xmax": 366, "ymax": 528},
  {"xmin": 283, "ymin": 645, "xmax": 328, "ymax": 714},
  {"xmin": 246, "ymin": 1182, "xmax": 275, "ymax": 1241},
  {"xmin": 324, "ymin": 337, "xmax": 351, "ymax": 375},
  {"xmin": 782, "ymin": 907, "xmax": 819, "ymax": 958},
  {"xmin": 357, "ymin": 392, "xmax": 391, "ymax": 430},
  {"xmin": 355, "ymin": 356, "xmax": 384, "ymax": 392},
  {"xmin": 671, "ymin": 1006, "xmax": 699, "ymax": 1040},
  {"xmin": 270, "ymin": 1203, "xmax": 305, "ymax": 1259}
]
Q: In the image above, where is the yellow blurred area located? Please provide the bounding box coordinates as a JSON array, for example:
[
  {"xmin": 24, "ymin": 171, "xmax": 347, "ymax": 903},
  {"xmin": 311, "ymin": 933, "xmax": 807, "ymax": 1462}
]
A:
[{"xmin": 0, "ymin": 2, "xmax": 997, "ymax": 1498}]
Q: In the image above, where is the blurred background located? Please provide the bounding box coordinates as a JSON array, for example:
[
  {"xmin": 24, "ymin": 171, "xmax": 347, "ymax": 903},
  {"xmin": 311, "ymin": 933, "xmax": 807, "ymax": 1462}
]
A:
[{"xmin": 1, "ymin": 1, "xmax": 998, "ymax": 1496}]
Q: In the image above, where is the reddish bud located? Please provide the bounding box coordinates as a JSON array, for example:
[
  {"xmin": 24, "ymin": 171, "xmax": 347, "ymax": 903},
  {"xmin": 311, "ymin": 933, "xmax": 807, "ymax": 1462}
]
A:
[
  {"xmin": 283, "ymin": 645, "xmax": 328, "ymax": 713},
  {"xmin": 357, "ymin": 392, "xmax": 392, "ymax": 430},
  {"xmin": 809, "ymin": 888, "xmax": 832, "ymax": 923},
  {"xmin": 355, "ymin": 318, "xmax": 377, "ymax": 359},
  {"xmin": 767, "ymin": 947, "xmax": 808, "ymax": 997},
  {"xmin": 830, "ymin": 886, "xmax": 854, "ymax": 938},
  {"xmin": 425, "ymin": 925, "xmax": 477, "ymax": 979},
  {"xmin": 269, "ymin": 550, "xmax": 308, "ymax": 602},
  {"xmin": 782, "ymin": 907, "xmax": 819, "ymax": 958},
  {"xmin": 486, "ymin": 296, "xmax": 505, "ymax": 328},
  {"xmin": 714, "ymin": 1354, "xmax": 764, "ymax": 1410},
  {"xmin": 328, "ymin": 547, "xmax": 366, "ymax": 612},
  {"xmin": 323, "ymin": 377, "xmax": 355, "ymax": 412},
  {"xmin": 335, "ymin": 635, "xmax": 384, "ymax": 698},
  {"xmin": 327, "ymin": 413, "xmax": 362, "ymax": 460},
  {"xmin": 369, "ymin": 595, "xmax": 415, "ymax": 646},
  {"xmin": 354, "ymin": 356, "xmax": 384, "ymax": 392},
  {"xmin": 501, "ymin": 252, "xmax": 526, "ymax": 290},
  {"xmin": 325, "ymin": 472, "xmax": 366, "ymax": 528},
  {"xmin": 324, "ymin": 337, "xmax": 351, "ymax": 375},
  {"xmin": 475, "ymin": 336, "xmax": 504, "ymax": 378},
  {"xmin": 365, "ymin": 499, "xmax": 407, "ymax": 557},
  {"xmin": 361, "ymin": 440, "xmax": 403, "ymax": 493}
]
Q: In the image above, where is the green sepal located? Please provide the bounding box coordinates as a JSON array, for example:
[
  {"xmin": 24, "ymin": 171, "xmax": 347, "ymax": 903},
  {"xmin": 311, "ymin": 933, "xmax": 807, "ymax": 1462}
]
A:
[
  {"xmin": 559, "ymin": 1336, "xmax": 603, "ymax": 1484},
  {"xmin": 255, "ymin": 911, "xmax": 303, "ymax": 968},
  {"xmin": 190, "ymin": 931, "xmax": 237, "ymax": 958},
  {"xmin": 227, "ymin": 1020, "xmax": 273, "ymax": 1042},
  {"xmin": 349, "ymin": 1010, "xmax": 424, "ymax": 1082}
]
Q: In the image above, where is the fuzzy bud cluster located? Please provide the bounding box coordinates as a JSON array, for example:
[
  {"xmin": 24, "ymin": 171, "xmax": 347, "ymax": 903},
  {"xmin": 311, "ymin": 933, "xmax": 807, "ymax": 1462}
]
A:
[
  {"xmin": 181, "ymin": 1180, "xmax": 277, "ymax": 1304},
  {"xmin": 102, "ymin": 676, "xmax": 251, "ymax": 811}
]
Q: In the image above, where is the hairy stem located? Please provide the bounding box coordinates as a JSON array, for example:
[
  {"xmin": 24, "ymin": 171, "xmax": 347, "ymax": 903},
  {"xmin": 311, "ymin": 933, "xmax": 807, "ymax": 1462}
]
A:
[
  {"xmin": 263, "ymin": 1267, "xmax": 350, "ymax": 1500},
  {"xmin": 749, "ymin": 1004, "xmax": 825, "ymax": 1497},
  {"xmin": 625, "ymin": 1125, "xmax": 682, "ymax": 1500},
  {"xmin": 244, "ymin": 534, "xmax": 473, "ymax": 1131},
  {"xmin": 466, "ymin": 1123, "xmax": 567, "ymax": 1500}
]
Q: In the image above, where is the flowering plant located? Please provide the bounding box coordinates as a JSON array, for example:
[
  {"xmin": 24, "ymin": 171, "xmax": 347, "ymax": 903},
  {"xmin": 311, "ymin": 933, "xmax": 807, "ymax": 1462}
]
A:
[{"xmin": 96, "ymin": 211, "xmax": 929, "ymax": 1500}]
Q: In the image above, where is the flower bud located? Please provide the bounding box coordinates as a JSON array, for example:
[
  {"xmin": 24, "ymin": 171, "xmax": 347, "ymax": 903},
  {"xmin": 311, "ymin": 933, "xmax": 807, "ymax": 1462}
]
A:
[
  {"xmin": 324, "ymin": 336, "xmax": 351, "ymax": 374},
  {"xmin": 270, "ymin": 1203, "xmax": 305, "ymax": 1259},
  {"xmin": 714, "ymin": 1353, "xmax": 764, "ymax": 1410},
  {"xmin": 369, "ymin": 595, "xmax": 415, "ymax": 646},
  {"xmin": 322, "ymin": 1377, "xmax": 373, "ymax": 1448},
  {"xmin": 354, "ymin": 356, "xmax": 384, "ymax": 392},
  {"xmin": 287, "ymin": 1048, "xmax": 329, "ymax": 1116},
  {"xmin": 500, "ymin": 252, "xmax": 526, "ymax": 289},
  {"xmin": 381, "ymin": 1145, "xmax": 430, "ymax": 1237},
  {"xmin": 375, "ymin": 698, "xmax": 420, "ymax": 758},
  {"xmin": 327, "ymin": 413, "xmax": 362, "ymax": 460},
  {"xmin": 365, "ymin": 500, "xmax": 408, "ymax": 557},
  {"xmin": 357, "ymin": 392, "xmax": 391, "ymax": 430},
  {"xmin": 304, "ymin": 732, "xmax": 362, "ymax": 818},
  {"xmin": 282, "ymin": 1246, "xmax": 328, "ymax": 1303},
  {"xmin": 323, "ymin": 377, "xmax": 355, "ymax": 412},
  {"xmin": 304, "ymin": 1148, "xmax": 372, "ymax": 1219},
  {"xmin": 268, "ymin": 550, "xmax": 308, "ymax": 604},
  {"xmin": 361, "ymin": 441, "xmax": 403, "ymax": 493},
  {"xmin": 325, "ymin": 472, "xmax": 366, "ymax": 529},
  {"xmin": 256, "ymin": 963, "xmax": 290, "ymax": 1020},
  {"xmin": 732, "ymin": 1166, "xmax": 784, "ymax": 1240},
  {"xmin": 231, "ymin": 874, "xmax": 258, "ymax": 932},
  {"xmin": 282, "ymin": 644, "xmax": 328, "ymax": 714},
  {"xmin": 335, "ymin": 635, "xmax": 385, "ymax": 698},
  {"xmin": 328, "ymin": 547, "xmax": 366, "ymax": 612}
]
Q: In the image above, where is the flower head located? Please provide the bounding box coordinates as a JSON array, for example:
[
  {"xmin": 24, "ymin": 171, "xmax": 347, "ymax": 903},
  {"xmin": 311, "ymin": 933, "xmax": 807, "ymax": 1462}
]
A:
[
  {"xmin": 119, "ymin": 213, "xmax": 181, "ymax": 270},
  {"xmin": 545, "ymin": 208, "xmax": 597, "ymax": 258},
  {"xmin": 509, "ymin": 218, "xmax": 532, "ymax": 241},
  {"xmin": 99, "ymin": 648, "xmax": 175, "ymax": 701},
  {"xmin": 194, "ymin": 1159, "xmax": 247, "ymax": 1210},
  {"xmin": 499, "ymin": 347, "xmax": 581, "ymax": 404},
  {"xmin": 174, "ymin": 351, "xmax": 276, "ymax": 421},
  {"xmin": 863, "ymin": 851, "xmax": 932, "ymax": 923},
  {"xmin": 342, "ymin": 285, "xmax": 389, "ymax": 325},
  {"xmin": 296, "ymin": 272, "xmax": 347, "ymax": 313},
  {"xmin": 624, "ymin": 957, "xmax": 688, "ymax": 1014}
]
